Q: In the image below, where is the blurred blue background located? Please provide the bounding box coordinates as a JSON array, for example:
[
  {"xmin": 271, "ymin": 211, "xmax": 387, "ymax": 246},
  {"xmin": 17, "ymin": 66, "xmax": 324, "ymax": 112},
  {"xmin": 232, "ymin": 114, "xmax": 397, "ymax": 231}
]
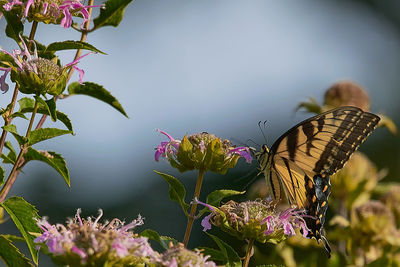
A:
[{"xmin": 0, "ymin": 0, "xmax": 400, "ymax": 266}]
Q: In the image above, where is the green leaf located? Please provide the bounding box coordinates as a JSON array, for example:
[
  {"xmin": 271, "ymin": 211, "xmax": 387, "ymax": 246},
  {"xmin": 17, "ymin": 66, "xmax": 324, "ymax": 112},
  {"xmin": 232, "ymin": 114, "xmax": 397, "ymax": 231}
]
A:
[
  {"xmin": 207, "ymin": 233, "xmax": 241, "ymax": 267},
  {"xmin": 24, "ymin": 147, "xmax": 70, "ymax": 186},
  {"xmin": 197, "ymin": 247, "xmax": 226, "ymax": 262},
  {"xmin": 45, "ymin": 40, "xmax": 106, "ymax": 54},
  {"xmin": 0, "ymin": 197, "xmax": 41, "ymax": 265},
  {"xmin": 17, "ymin": 98, "xmax": 73, "ymax": 132},
  {"xmin": 154, "ymin": 171, "xmax": 189, "ymax": 214},
  {"xmin": 93, "ymin": 0, "xmax": 134, "ymax": 30},
  {"xmin": 34, "ymin": 96, "xmax": 57, "ymax": 122},
  {"xmin": 10, "ymin": 112, "xmax": 29, "ymax": 120},
  {"xmin": 0, "ymin": 166, "xmax": 4, "ymax": 187},
  {"xmin": 28, "ymin": 128, "xmax": 72, "ymax": 146},
  {"xmin": 2, "ymin": 9, "xmax": 24, "ymax": 43},
  {"xmin": 1, "ymin": 142, "xmax": 17, "ymax": 165},
  {"xmin": 68, "ymin": 82, "xmax": 128, "ymax": 117},
  {"xmin": 1, "ymin": 235, "xmax": 25, "ymax": 243},
  {"xmin": 206, "ymin": 190, "xmax": 245, "ymax": 207},
  {"xmin": 140, "ymin": 229, "xmax": 178, "ymax": 250},
  {"xmin": 0, "ymin": 235, "xmax": 33, "ymax": 267},
  {"xmin": 2, "ymin": 125, "xmax": 26, "ymax": 146},
  {"xmin": 17, "ymin": 98, "xmax": 35, "ymax": 111},
  {"xmin": 45, "ymin": 97, "xmax": 57, "ymax": 122}
]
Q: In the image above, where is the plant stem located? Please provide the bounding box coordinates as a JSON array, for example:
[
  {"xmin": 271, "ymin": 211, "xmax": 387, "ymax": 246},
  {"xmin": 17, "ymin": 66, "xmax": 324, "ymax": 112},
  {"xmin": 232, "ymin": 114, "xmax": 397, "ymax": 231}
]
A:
[
  {"xmin": 243, "ymin": 238, "xmax": 255, "ymax": 267},
  {"xmin": 183, "ymin": 168, "xmax": 205, "ymax": 247},
  {"xmin": 0, "ymin": 98, "xmax": 39, "ymax": 202},
  {"xmin": 35, "ymin": 0, "xmax": 94, "ymax": 130},
  {"xmin": 0, "ymin": 21, "xmax": 39, "ymax": 158}
]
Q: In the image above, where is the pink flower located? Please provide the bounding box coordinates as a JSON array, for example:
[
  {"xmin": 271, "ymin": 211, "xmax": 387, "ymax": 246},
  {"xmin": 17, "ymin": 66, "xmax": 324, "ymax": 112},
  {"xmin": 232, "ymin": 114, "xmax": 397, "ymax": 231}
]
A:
[
  {"xmin": 2, "ymin": 0, "xmax": 102, "ymax": 29},
  {"xmin": 154, "ymin": 129, "xmax": 181, "ymax": 161},
  {"xmin": 35, "ymin": 210, "xmax": 159, "ymax": 265}
]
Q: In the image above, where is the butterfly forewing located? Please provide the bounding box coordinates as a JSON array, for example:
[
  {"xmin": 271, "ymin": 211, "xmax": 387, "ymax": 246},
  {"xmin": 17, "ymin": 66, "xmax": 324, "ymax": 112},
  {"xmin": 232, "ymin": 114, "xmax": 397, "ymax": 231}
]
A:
[{"xmin": 260, "ymin": 106, "xmax": 380, "ymax": 256}]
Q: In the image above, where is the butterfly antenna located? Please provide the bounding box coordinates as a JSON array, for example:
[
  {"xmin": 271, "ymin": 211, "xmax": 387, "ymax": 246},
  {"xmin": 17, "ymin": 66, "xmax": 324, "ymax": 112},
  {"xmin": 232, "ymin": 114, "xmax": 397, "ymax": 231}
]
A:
[{"xmin": 258, "ymin": 120, "xmax": 268, "ymax": 144}]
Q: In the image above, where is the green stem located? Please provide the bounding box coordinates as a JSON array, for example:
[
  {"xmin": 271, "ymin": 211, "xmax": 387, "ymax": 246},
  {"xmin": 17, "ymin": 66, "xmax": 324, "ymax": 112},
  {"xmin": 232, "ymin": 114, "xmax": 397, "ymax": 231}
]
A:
[
  {"xmin": 0, "ymin": 21, "xmax": 39, "ymax": 158},
  {"xmin": 243, "ymin": 238, "xmax": 255, "ymax": 267},
  {"xmin": 183, "ymin": 168, "xmax": 205, "ymax": 246},
  {"xmin": 0, "ymin": 98, "xmax": 39, "ymax": 202},
  {"xmin": 35, "ymin": 0, "xmax": 94, "ymax": 130}
]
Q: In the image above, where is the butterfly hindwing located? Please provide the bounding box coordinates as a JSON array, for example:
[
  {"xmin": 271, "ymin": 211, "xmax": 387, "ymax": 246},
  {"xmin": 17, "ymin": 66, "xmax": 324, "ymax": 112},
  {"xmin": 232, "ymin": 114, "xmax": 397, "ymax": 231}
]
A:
[{"xmin": 304, "ymin": 173, "xmax": 332, "ymax": 257}]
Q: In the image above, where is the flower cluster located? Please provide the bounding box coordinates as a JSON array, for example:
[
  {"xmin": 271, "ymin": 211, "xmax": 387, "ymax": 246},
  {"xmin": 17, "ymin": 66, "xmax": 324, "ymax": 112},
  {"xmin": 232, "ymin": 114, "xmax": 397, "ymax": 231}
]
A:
[
  {"xmin": 155, "ymin": 130, "xmax": 252, "ymax": 174},
  {"xmin": 199, "ymin": 199, "xmax": 308, "ymax": 244},
  {"xmin": 0, "ymin": 36, "xmax": 88, "ymax": 95},
  {"xmin": 2, "ymin": 0, "xmax": 101, "ymax": 28},
  {"xmin": 34, "ymin": 209, "xmax": 158, "ymax": 266}
]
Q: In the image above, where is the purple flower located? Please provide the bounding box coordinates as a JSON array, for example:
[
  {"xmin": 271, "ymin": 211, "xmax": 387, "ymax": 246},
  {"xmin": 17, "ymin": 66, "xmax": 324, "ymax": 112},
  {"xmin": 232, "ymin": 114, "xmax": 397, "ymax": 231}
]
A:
[
  {"xmin": 157, "ymin": 244, "xmax": 217, "ymax": 267},
  {"xmin": 154, "ymin": 129, "xmax": 180, "ymax": 161},
  {"xmin": 198, "ymin": 199, "xmax": 309, "ymax": 244},
  {"xmin": 228, "ymin": 146, "xmax": 252, "ymax": 163},
  {"xmin": 34, "ymin": 209, "xmax": 159, "ymax": 266},
  {"xmin": 2, "ymin": 0, "xmax": 102, "ymax": 29}
]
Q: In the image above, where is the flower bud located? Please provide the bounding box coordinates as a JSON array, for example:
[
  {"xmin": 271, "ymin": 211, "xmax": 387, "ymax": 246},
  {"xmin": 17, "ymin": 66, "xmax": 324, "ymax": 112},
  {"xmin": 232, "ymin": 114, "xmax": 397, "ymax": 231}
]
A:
[
  {"xmin": 324, "ymin": 81, "xmax": 370, "ymax": 111},
  {"xmin": 11, "ymin": 57, "xmax": 68, "ymax": 95},
  {"xmin": 155, "ymin": 130, "xmax": 252, "ymax": 174}
]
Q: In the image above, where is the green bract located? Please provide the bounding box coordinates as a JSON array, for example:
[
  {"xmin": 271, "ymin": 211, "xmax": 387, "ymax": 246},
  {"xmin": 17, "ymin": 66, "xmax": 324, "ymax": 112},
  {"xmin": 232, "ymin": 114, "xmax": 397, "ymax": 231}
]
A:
[
  {"xmin": 171, "ymin": 133, "xmax": 240, "ymax": 174},
  {"xmin": 10, "ymin": 58, "xmax": 68, "ymax": 95}
]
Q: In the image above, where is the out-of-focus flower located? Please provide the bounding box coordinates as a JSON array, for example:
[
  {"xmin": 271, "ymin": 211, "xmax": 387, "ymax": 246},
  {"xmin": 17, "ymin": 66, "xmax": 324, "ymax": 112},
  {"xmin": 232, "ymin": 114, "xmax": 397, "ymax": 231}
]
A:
[
  {"xmin": 2, "ymin": 0, "xmax": 102, "ymax": 28},
  {"xmin": 0, "ymin": 36, "xmax": 89, "ymax": 95},
  {"xmin": 381, "ymin": 185, "xmax": 400, "ymax": 228},
  {"xmin": 34, "ymin": 209, "xmax": 159, "ymax": 266},
  {"xmin": 155, "ymin": 130, "xmax": 252, "ymax": 174},
  {"xmin": 330, "ymin": 151, "xmax": 380, "ymax": 209},
  {"xmin": 198, "ymin": 199, "xmax": 308, "ymax": 244},
  {"xmin": 347, "ymin": 201, "xmax": 400, "ymax": 264},
  {"xmin": 155, "ymin": 243, "xmax": 216, "ymax": 267}
]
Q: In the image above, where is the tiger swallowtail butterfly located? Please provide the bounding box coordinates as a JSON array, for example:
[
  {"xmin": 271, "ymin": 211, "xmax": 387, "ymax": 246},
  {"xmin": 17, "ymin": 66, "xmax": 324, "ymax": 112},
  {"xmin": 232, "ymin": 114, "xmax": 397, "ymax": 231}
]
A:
[{"xmin": 256, "ymin": 106, "xmax": 380, "ymax": 257}]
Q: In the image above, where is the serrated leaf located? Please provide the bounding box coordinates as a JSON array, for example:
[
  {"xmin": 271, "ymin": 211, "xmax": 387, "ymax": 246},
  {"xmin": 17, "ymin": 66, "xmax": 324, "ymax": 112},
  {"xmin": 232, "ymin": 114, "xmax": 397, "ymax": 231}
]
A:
[
  {"xmin": 10, "ymin": 112, "xmax": 29, "ymax": 120},
  {"xmin": 93, "ymin": 0, "xmax": 134, "ymax": 30},
  {"xmin": 1, "ymin": 141, "xmax": 17, "ymax": 164},
  {"xmin": 45, "ymin": 97, "xmax": 57, "ymax": 122},
  {"xmin": 45, "ymin": 40, "xmax": 106, "ymax": 54},
  {"xmin": 154, "ymin": 170, "xmax": 189, "ymax": 214},
  {"xmin": 0, "ymin": 235, "xmax": 33, "ymax": 267},
  {"xmin": 2, "ymin": 9, "xmax": 24, "ymax": 43},
  {"xmin": 24, "ymin": 147, "xmax": 70, "ymax": 186},
  {"xmin": 68, "ymin": 81, "xmax": 128, "ymax": 117},
  {"xmin": 207, "ymin": 233, "xmax": 241, "ymax": 267},
  {"xmin": 1, "ymin": 197, "xmax": 41, "ymax": 265},
  {"xmin": 140, "ymin": 229, "xmax": 178, "ymax": 250},
  {"xmin": 28, "ymin": 128, "xmax": 72, "ymax": 145},
  {"xmin": 34, "ymin": 96, "xmax": 57, "ymax": 122},
  {"xmin": 206, "ymin": 190, "xmax": 245, "ymax": 207},
  {"xmin": 17, "ymin": 98, "xmax": 35, "ymax": 111},
  {"xmin": 17, "ymin": 98, "xmax": 73, "ymax": 132},
  {"xmin": 2, "ymin": 125, "xmax": 26, "ymax": 145}
]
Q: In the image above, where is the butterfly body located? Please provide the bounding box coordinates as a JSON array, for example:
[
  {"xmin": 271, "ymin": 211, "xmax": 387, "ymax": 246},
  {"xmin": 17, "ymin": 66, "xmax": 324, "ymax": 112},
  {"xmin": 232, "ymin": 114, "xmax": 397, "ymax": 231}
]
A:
[{"xmin": 256, "ymin": 106, "xmax": 380, "ymax": 256}]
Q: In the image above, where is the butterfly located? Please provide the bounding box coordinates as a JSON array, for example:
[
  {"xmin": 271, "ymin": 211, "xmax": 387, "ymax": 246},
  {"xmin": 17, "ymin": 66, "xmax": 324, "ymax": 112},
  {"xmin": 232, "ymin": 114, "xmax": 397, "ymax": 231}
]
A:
[{"xmin": 256, "ymin": 106, "xmax": 380, "ymax": 257}]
